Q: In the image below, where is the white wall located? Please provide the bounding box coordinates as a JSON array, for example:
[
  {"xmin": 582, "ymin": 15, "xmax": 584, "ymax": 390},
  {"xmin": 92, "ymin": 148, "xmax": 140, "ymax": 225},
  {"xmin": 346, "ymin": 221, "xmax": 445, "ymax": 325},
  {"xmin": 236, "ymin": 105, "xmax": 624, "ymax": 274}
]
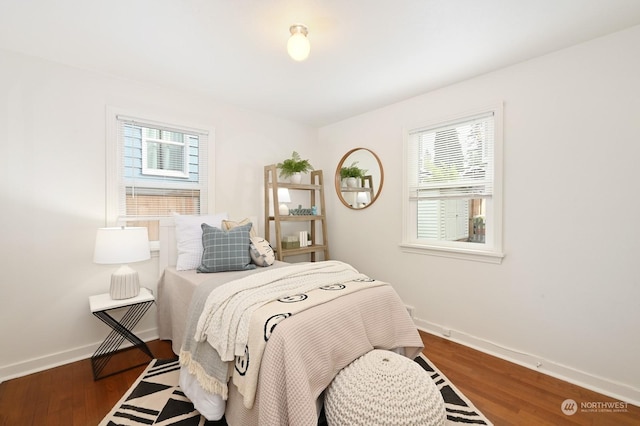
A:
[
  {"xmin": 318, "ymin": 25, "xmax": 640, "ymax": 404},
  {"xmin": 0, "ymin": 49, "xmax": 316, "ymax": 380},
  {"xmin": 2, "ymin": 23, "xmax": 639, "ymax": 406}
]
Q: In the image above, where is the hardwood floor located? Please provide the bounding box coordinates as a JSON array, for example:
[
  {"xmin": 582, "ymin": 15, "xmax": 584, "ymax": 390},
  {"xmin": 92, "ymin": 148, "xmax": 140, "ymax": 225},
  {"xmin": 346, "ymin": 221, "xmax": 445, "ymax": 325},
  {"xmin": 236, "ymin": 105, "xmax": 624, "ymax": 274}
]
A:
[
  {"xmin": 1, "ymin": 334, "xmax": 638, "ymax": 425},
  {"xmin": 0, "ymin": 341, "xmax": 176, "ymax": 426},
  {"xmin": 419, "ymin": 331, "xmax": 640, "ymax": 426}
]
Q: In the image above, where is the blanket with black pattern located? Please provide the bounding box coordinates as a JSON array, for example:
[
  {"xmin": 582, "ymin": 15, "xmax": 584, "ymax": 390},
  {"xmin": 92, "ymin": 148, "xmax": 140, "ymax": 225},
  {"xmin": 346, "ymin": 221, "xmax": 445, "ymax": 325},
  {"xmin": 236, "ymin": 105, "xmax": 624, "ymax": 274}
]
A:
[{"xmin": 179, "ymin": 261, "xmax": 401, "ymax": 419}]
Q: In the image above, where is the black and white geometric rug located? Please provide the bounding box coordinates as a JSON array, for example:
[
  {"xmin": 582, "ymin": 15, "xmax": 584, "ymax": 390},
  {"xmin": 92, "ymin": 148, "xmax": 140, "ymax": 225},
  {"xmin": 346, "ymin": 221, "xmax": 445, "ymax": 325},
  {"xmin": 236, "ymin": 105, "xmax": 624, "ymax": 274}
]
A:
[
  {"xmin": 100, "ymin": 355, "xmax": 492, "ymax": 425},
  {"xmin": 98, "ymin": 359, "xmax": 222, "ymax": 426},
  {"xmin": 414, "ymin": 354, "xmax": 493, "ymax": 425}
]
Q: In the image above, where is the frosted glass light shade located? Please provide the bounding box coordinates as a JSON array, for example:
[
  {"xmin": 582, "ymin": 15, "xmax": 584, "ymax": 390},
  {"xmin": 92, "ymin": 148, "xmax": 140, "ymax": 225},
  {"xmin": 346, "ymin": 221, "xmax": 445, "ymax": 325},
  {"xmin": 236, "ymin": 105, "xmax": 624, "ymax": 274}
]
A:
[
  {"xmin": 94, "ymin": 227, "xmax": 150, "ymax": 299},
  {"xmin": 287, "ymin": 24, "xmax": 310, "ymax": 61}
]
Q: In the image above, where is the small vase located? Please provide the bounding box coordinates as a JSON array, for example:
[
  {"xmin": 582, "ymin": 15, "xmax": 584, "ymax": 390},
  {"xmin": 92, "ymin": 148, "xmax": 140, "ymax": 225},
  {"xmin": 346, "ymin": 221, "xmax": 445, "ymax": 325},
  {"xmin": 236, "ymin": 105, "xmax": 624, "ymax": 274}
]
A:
[
  {"xmin": 345, "ymin": 177, "xmax": 357, "ymax": 188},
  {"xmin": 290, "ymin": 173, "xmax": 302, "ymax": 184}
]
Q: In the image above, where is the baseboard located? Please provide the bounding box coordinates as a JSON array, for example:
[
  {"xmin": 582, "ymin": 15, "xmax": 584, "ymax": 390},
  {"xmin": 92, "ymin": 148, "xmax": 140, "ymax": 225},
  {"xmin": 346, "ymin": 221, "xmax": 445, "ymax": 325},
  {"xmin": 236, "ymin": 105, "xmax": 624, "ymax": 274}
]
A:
[
  {"xmin": 415, "ymin": 318, "xmax": 640, "ymax": 407},
  {"xmin": 0, "ymin": 328, "xmax": 159, "ymax": 383}
]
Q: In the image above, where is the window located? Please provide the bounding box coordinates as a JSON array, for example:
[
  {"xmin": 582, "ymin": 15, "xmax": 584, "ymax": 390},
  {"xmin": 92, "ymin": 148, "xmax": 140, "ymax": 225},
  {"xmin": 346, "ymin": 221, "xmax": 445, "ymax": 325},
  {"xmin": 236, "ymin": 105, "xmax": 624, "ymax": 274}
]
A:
[
  {"xmin": 402, "ymin": 104, "xmax": 504, "ymax": 263},
  {"xmin": 141, "ymin": 127, "xmax": 190, "ymax": 178},
  {"xmin": 106, "ymin": 109, "xmax": 211, "ymax": 245}
]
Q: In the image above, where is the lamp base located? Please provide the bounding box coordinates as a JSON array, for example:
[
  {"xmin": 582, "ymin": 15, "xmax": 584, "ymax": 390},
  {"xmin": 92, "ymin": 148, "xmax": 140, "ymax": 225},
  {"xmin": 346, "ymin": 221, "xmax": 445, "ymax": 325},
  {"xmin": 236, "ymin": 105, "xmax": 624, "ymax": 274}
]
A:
[
  {"xmin": 279, "ymin": 203, "xmax": 290, "ymax": 215},
  {"xmin": 110, "ymin": 265, "xmax": 140, "ymax": 300}
]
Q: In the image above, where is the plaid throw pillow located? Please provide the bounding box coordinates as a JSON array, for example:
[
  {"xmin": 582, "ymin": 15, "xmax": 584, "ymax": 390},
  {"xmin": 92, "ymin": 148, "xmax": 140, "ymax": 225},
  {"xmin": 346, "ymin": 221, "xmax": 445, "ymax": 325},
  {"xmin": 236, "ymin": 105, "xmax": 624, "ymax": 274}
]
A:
[{"xmin": 197, "ymin": 222, "xmax": 257, "ymax": 273}]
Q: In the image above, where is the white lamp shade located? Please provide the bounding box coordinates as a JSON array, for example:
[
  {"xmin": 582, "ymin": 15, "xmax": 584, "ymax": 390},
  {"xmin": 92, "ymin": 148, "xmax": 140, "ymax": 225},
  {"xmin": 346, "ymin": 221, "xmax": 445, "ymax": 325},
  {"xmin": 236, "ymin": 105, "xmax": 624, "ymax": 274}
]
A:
[
  {"xmin": 93, "ymin": 227, "xmax": 150, "ymax": 264},
  {"xmin": 357, "ymin": 192, "xmax": 370, "ymax": 204},
  {"xmin": 277, "ymin": 187, "xmax": 292, "ymax": 203},
  {"xmin": 287, "ymin": 26, "xmax": 310, "ymax": 61},
  {"xmin": 277, "ymin": 187, "xmax": 291, "ymax": 215}
]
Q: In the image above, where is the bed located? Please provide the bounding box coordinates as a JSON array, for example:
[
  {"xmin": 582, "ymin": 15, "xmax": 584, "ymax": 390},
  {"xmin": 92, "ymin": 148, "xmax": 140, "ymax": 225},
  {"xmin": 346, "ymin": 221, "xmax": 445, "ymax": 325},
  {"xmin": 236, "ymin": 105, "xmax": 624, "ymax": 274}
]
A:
[{"xmin": 156, "ymin": 214, "xmax": 424, "ymax": 425}]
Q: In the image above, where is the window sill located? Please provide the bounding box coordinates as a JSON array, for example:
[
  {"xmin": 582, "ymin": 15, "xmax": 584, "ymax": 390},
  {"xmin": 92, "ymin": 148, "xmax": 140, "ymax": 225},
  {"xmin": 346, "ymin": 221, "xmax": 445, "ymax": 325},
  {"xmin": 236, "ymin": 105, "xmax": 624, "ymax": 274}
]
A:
[{"xmin": 399, "ymin": 243, "xmax": 504, "ymax": 264}]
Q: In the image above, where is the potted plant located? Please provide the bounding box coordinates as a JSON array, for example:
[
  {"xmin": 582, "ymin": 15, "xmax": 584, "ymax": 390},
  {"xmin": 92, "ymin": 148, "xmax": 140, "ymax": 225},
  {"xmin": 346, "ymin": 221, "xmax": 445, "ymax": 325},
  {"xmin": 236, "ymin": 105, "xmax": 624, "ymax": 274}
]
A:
[
  {"xmin": 340, "ymin": 161, "xmax": 367, "ymax": 187},
  {"xmin": 277, "ymin": 151, "xmax": 314, "ymax": 183}
]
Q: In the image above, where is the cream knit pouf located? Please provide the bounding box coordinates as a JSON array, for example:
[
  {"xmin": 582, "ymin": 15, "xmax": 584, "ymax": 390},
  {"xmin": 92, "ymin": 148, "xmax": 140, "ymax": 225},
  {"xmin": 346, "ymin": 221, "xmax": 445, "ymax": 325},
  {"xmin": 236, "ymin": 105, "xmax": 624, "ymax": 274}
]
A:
[{"xmin": 324, "ymin": 349, "xmax": 446, "ymax": 426}]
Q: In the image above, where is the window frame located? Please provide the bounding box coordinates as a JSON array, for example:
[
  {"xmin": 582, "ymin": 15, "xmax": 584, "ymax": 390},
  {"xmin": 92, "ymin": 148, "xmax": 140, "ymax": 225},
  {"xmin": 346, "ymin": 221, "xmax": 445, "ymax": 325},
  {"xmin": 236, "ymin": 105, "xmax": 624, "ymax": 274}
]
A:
[
  {"xmin": 105, "ymin": 107, "xmax": 213, "ymax": 250},
  {"xmin": 141, "ymin": 133, "xmax": 190, "ymax": 179},
  {"xmin": 401, "ymin": 103, "xmax": 505, "ymax": 264}
]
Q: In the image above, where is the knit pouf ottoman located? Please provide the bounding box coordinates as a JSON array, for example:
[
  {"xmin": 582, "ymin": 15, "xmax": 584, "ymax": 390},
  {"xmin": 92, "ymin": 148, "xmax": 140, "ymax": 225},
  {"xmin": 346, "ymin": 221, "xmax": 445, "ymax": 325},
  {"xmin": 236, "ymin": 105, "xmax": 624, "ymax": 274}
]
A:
[{"xmin": 324, "ymin": 349, "xmax": 446, "ymax": 426}]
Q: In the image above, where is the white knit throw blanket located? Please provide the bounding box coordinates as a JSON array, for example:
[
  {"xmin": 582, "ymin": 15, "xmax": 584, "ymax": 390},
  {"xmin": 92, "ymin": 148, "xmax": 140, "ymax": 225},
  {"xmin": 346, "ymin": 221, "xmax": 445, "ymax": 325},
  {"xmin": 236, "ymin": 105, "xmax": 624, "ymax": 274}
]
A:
[{"xmin": 194, "ymin": 260, "xmax": 367, "ymax": 361}]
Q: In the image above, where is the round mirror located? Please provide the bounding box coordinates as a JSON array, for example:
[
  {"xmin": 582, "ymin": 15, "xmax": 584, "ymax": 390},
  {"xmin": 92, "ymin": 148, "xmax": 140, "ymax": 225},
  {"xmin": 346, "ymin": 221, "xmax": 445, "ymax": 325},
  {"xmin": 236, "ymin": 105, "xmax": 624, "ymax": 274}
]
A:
[{"xmin": 335, "ymin": 148, "xmax": 384, "ymax": 210}]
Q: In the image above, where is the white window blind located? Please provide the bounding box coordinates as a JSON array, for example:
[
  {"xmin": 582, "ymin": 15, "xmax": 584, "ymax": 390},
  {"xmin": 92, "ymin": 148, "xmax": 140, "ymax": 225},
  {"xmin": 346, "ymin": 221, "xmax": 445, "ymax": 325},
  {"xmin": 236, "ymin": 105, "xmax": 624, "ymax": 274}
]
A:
[
  {"xmin": 114, "ymin": 115, "xmax": 209, "ymax": 236},
  {"xmin": 407, "ymin": 112, "xmax": 494, "ymax": 203},
  {"xmin": 402, "ymin": 104, "xmax": 504, "ymax": 263}
]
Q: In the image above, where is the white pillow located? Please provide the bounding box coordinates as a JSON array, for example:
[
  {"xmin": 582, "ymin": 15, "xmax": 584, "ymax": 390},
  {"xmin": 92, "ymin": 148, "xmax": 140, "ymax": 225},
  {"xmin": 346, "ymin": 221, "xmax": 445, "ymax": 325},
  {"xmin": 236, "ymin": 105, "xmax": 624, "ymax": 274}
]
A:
[
  {"xmin": 249, "ymin": 236, "xmax": 275, "ymax": 267},
  {"xmin": 173, "ymin": 212, "xmax": 228, "ymax": 271}
]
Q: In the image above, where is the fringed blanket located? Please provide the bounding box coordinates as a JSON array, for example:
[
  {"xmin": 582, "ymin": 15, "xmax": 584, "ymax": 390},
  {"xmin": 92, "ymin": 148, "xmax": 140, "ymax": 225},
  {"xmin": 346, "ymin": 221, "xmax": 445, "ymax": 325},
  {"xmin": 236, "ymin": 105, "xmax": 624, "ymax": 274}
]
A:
[
  {"xmin": 224, "ymin": 285, "xmax": 425, "ymax": 425},
  {"xmin": 195, "ymin": 260, "xmax": 368, "ymax": 360},
  {"xmin": 180, "ymin": 261, "xmax": 384, "ymax": 408}
]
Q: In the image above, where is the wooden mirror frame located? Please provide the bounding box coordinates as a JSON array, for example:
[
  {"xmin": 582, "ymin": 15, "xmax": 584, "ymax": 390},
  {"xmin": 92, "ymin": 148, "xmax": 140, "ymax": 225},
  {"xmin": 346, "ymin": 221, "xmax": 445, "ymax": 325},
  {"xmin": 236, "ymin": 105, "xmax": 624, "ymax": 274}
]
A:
[{"xmin": 334, "ymin": 148, "xmax": 384, "ymax": 210}]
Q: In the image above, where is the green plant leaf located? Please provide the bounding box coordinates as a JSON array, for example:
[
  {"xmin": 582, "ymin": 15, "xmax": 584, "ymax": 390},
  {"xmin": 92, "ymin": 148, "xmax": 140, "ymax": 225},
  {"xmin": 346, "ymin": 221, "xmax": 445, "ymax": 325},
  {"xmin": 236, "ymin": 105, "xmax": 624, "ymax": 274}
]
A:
[
  {"xmin": 340, "ymin": 161, "xmax": 367, "ymax": 179},
  {"xmin": 277, "ymin": 151, "xmax": 314, "ymax": 178}
]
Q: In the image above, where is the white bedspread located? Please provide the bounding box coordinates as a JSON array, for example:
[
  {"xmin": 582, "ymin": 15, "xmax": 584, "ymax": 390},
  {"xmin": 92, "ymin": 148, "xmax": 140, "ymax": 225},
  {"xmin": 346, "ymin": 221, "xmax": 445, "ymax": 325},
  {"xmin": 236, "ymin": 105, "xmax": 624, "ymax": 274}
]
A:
[
  {"xmin": 183, "ymin": 261, "xmax": 381, "ymax": 407},
  {"xmin": 225, "ymin": 285, "xmax": 424, "ymax": 425},
  {"xmin": 194, "ymin": 260, "xmax": 367, "ymax": 360},
  {"xmin": 158, "ymin": 261, "xmax": 424, "ymax": 424},
  {"xmin": 158, "ymin": 264, "xmax": 289, "ymax": 354}
]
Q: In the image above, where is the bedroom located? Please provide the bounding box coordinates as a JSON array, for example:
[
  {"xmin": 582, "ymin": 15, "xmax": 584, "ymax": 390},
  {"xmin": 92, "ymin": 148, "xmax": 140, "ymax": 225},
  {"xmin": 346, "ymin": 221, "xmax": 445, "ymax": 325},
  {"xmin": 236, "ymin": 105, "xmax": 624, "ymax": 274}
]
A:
[{"xmin": 1, "ymin": 0, "xmax": 639, "ymax": 424}]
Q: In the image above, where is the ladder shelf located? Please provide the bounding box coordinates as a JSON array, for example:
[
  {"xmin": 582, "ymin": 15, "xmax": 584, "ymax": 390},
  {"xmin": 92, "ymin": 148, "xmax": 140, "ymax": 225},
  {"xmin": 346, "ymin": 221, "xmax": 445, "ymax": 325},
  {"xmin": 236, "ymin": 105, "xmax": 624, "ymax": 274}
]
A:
[{"xmin": 264, "ymin": 164, "xmax": 329, "ymax": 262}]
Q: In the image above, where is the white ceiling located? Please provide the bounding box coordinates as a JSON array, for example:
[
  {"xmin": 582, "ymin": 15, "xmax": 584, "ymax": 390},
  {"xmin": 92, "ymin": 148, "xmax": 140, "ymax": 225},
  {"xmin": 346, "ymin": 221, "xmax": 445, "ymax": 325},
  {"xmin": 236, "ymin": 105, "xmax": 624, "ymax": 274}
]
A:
[{"xmin": 2, "ymin": 0, "xmax": 640, "ymax": 126}]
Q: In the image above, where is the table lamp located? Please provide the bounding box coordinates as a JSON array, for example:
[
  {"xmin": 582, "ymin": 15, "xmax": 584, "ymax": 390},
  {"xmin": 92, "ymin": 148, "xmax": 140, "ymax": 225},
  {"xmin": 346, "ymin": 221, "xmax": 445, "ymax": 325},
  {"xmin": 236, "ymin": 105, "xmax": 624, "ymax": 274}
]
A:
[
  {"xmin": 93, "ymin": 226, "xmax": 150, "ymax": 300},
  {"xmin": 278, "ymin": 187, "xmax": 292, "ymax": 215},
  {"xmin": 357, "ymin": 191, "xmax": 370, "ymax": 208}
]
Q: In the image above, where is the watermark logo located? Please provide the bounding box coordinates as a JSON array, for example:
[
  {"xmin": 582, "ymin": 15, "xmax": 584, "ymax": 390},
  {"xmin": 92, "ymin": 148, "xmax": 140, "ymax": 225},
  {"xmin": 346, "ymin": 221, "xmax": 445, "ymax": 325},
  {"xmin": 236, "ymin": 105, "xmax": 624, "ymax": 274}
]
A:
[
  {"xmin": 561, "ymin": 398, "xmax": 628, "ymax": 415},
  {"xmin": 561, "ymin": 399, "xmax": 577, "ymax": 416}
]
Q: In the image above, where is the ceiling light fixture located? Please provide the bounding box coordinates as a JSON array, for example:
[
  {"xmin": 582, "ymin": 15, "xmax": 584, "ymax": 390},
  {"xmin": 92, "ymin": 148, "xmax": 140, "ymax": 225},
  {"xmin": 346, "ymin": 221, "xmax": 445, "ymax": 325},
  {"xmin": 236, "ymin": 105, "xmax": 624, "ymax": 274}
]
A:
[{"xmin": 287, "ymin": 24, "xmax": 310, "ymax": 61}]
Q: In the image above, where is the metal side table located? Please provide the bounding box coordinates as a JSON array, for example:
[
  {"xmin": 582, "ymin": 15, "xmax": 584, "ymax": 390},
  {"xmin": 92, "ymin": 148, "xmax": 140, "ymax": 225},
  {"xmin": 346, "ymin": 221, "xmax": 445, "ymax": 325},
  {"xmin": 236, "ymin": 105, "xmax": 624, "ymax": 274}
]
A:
[{"xmin": 89, "ymin": 287, "xmax": 155, "ymax": 380}]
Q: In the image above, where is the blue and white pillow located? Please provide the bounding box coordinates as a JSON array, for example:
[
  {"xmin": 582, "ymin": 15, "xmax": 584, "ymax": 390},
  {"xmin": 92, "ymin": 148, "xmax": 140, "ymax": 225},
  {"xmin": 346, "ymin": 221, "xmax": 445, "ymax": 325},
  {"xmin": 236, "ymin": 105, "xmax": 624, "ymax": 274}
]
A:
[{"xmin": 197, "ymin": 222, "xmax": 256, "ymax": 273}]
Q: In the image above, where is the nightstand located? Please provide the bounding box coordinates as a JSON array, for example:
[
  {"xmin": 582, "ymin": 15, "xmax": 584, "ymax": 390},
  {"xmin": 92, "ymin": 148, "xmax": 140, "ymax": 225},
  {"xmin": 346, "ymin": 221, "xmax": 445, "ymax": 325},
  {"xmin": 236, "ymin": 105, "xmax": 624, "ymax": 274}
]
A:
[{"xmin": 89, "ymin": 287, "xmax": 155, "ymax": 380}]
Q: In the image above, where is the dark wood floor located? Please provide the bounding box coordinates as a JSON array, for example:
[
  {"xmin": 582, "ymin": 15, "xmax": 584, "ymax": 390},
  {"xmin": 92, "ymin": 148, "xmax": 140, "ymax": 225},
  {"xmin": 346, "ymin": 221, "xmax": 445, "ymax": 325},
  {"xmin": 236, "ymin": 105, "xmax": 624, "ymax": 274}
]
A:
[
  {"xmin": 418, "ymin": 331, "xmax": 640, "ymax": 425},
  {"xmin": 0, "ymin": 332, "xmax": 638, "ymax": 425},
  {"xmin": 0, "ymin": 341, "xmax": 176, "ymax": 426}
]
